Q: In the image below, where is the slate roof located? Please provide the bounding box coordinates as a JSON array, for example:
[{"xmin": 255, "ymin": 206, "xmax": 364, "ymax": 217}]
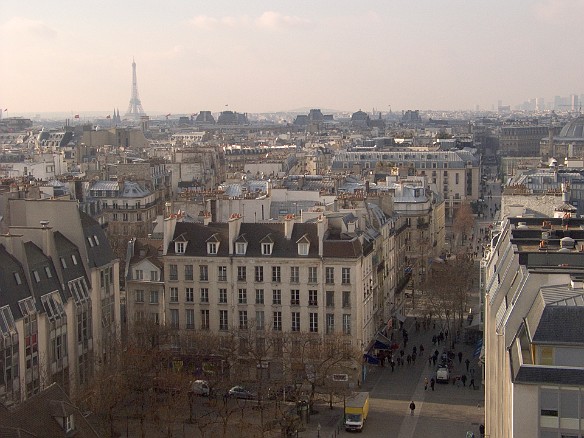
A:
[
  {"xmin": 0, "ymin": 245, "xmax": 34, "ymax": 319},
  {"xmin": 323, "ymin": 239, "xmax": 363, "ymax": 258},
  {"xmin": 531, "ymin": 306, "xmax": 584, "ymax": 345},
  {"xmin": 0, "ymin": 383, "xmax": 101, "ymax": 437},
  {"xmin": 169, "ymin": 221, "xmax": 320, "ymax": 258},
  {"xmin": 24, "ymin": 242, "xmax": 66, "ymax": 303},
  {"xmin": 514, "ymin": 365, "xmax": 584, "ymax": 386},
  {"xmin": 79, "ymin": 211, "xmax": 115, "ymax": 268},
  {"xmin": 54, "ymin": 232, "xmax": 88, "ymax": 285}
]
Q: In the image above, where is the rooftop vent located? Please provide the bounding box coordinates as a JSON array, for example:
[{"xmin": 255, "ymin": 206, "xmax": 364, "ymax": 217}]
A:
[
  {"xmin": 570, "ymin": 276, "xmax": 584, "ymax": 290},
  {"xmin": 516, "ymin": 222, "xmax": 528, "ymax": 229},
  {"xmin": 560, "ymin": 236, "xmax": 575, "ymax": 249},
  {"xmin": 40, "ymin": 220, "xmax": 50, "ymax": 228}
]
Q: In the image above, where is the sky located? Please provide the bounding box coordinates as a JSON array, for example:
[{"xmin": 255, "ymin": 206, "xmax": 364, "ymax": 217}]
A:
[{"xmin": 1, "ymin": 0, "xmax": 584, "ymax": 116}]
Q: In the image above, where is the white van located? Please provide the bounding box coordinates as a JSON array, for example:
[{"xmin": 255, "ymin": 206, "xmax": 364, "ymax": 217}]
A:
[{"xmin": 191, "ymin": 380, "xmax": 210, "ymax": 396}]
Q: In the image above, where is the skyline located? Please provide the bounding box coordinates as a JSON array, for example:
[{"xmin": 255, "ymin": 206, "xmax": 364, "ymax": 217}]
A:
[{"xmin": 1, "ymin": 0, "xmax": 584, "ymax": 115}]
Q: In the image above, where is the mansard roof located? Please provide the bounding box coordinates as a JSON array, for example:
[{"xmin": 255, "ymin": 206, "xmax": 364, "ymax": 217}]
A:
[
  {"xmin": 79, "ymin": 211, "xmax": 115, "ymax": 268},
  {"xmin": 0, "ymin": 244, "xmax": 34, "ymax": 319},
  {"xmin": 169, "ymin": 221, "xmax": 320, "ymax": 258}
]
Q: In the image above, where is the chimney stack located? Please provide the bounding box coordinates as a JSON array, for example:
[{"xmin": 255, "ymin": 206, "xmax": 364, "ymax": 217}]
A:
[
  {"xmin": 228, "ymin": 213, "xmax": 242, "ymax": 255},
  {"xmin": 284, "ymin": 214, "xmax": 294, "ymax": 240}
]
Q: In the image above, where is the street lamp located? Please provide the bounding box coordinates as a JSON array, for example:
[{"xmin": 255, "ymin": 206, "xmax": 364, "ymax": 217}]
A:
[{"xmin": 317, "ymin": 423, "xmax": 321, "ymax": 437}]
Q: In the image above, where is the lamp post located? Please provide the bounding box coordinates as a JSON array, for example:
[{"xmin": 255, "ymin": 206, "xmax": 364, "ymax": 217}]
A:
[{"xmin": 317, "ymin": 423, "xmax": 321, "ymax": 437}]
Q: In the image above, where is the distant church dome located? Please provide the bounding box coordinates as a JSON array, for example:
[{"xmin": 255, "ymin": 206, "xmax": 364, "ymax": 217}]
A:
[{"xmin": 559, "ymin": 116, "xmax": 584, "ymax": 138}]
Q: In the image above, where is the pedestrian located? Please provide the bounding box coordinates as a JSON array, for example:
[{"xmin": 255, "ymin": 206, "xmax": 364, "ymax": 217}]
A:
[
  {"xmin": 412, "ymin": 352, "xmax": 416, "ymax": 364},
  {"xmin": 432, "ymin": 355, "xmax": 437, "ymax": 366},
  {"xmin": 419, "ymin": 344, "xmax": 424, "ymax": 356},
  {"xmin": 412, "ymin": 346, "xmax": 417, "ymax": 355},
  {"xmin": 409, "ymin": 401, "xmax": 416, "ymax": 416},
  {"xmin": 428, "ymin": 355, "xmax": 432, "ymax": 366},
  {"xmin": 470, "ymin": 378, "xmax": 475, "ymax": 389},
  {"xmin": 407, "ymin": 354, "xmax": 411, "ymax": 365},
  {"xmin": 465, "ymin": 358, "xmax": 471, "ymax": 371},
  {"xmin": 479, "ymin": 424, "xmax": 485, "ymax": 438},
  {"xmin": 424, "ymin": 377, "xmax": 428, "ymax": 390},
  {"xmin": 432, "ymin": 335, "xmax": 437, "ymax": 345},
  {"xmin": 458, "ymin": 351, "xmax": 463, "ymax": 363},
  {"xmin": 430, "ymin": 378, "xmax": 435, "ymax": 391},
  {"xmin": 391, "ymin": 360, "xmax": 395, "ymax": 372},
  {"xmin": 461, "ymin": 374, "xmax": 467, "ymax": 387}
]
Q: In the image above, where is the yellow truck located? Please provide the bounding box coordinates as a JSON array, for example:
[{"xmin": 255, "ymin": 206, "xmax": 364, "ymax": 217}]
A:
[{"xmin": 345, "ymin": 392, "xmax": 369, "ymax": 432}]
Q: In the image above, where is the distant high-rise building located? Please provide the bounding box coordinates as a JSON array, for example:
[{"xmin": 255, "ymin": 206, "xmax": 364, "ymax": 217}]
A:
[{"xmin": 124, "ymin": 59, "xmax": 146, "ymax": 120}]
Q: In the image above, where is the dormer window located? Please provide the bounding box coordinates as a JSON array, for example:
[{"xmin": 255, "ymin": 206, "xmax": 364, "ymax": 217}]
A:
[
  {"xmin": 236, "ymin": 242, "xmax": 247, "ymax": 255},
  {"xmin": 262, "ymin": 243, "xmax": 273, "ymax": 255},
  {"xmin": 260, "ymin": 234, "xmax": 274, "ymax": 256},
  {"xmin": 206, "ymin": 234, "xmax": 220, "ymax": 255},
  {"xmin": 176, "ymin": 241, "xmax": 185, "ymax": 254},
  {"xmin": 296, "ymin": 234, "xmax": 311, "ymax": 256},
  {"xmin": 64, "ymin": 414, "xmax": 74, "ymax": 432}
]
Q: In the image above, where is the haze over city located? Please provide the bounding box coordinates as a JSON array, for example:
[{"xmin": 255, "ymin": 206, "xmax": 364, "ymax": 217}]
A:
[{"xmin": 1, "ymin": 0, "xmax": 584, "ymax": 116}]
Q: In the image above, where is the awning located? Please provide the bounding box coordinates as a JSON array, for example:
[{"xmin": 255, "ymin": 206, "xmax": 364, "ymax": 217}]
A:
[
  {"xmin": 363, "ymin": 354, "xmax": 380, "ymax": 365},
  {"xmin": 473, "ymin": 338, "xmax": 483, "ymax": 358},
  {"xmin": 373, "ymin": 340, "xmax": 390, "ymax": 350}
]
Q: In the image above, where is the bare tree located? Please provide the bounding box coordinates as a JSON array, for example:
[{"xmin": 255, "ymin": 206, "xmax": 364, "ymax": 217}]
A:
[{"xmin": 453, "ymin": 202, "xmax": 475, "ymax": 248}]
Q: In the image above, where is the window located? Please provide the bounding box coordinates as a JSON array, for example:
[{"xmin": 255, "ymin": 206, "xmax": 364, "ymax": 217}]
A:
[
  {"xmin": 237, "ymin": 266, "xmax": 246, "ymax": 281},
  {"xmin": 342, "ymin": 291, "xmax": 351, "ymax": 308},
  {"xmin": 185, "ymin": 287, "xmax": 194, "ymax": 302},
  {"xmin": 33, "ymin": 270, "xmax": 40, "ymax": 282},
  {"xmin": 185, "ymin": 309, "xmax": 195, "ymax": 329},
  {"xmin": 540, "ymin": 388, "xmax": 558, "ymax": 417},
  {"xmin": 256, "ymin": 289, "xmax": 264, "ymax": 304},
  {"xmin": 14, "ymin": 272, "xmax": 22, "ymax": 285},
  {"xmin": 239, "ymin": 311, "xmax": 248, "ymax": 329},
  {"xmin": 272, "ymin": 266, "xmax": 281, "ymax": 283},
  {"xmin": 291, "ymin": 289, "xmax": 300, "ymax": 306},
  {"xmin": 64, "ymin": 415, "xmax": 74, "ymax": 433},
  {"xmin": 207, "ymin": 242, "xmax": 218, "ymax": 255},
  {"xmin": 298, "ymin": 242, "xmax": 309, "ymax": 256},
  {"xmin": 262, "ymin": 243, "xmax": 272, "ymax": 255},
  {"xmin": 184, "ymin": 264, "xmax": 193, "ymax": 281},
  {"xmin": 273, "ymin": 311, "xmax": 282, "ymax": 331},
  {"xmin": 290, "ymin": 266, "xmax": 299, "ymax": 283},
  {"xmin": 71, "ymin": 254, "xmax": 78, "ymax": 265},
  {"xmin": 176, "ymin": 241, "xmax": 185, "ymax": 254},
  {"xmin": 236, "ymin": 242, "xmax": 247, "ymax": 255},
  {"xmin": 135, "ymin": 290, "xmax": 145, "ymax": 303},
  {"xmin": 150, "ymin": 290, "xmax": 159, "ymax": 304},
  {"xmin": 342, "ymin": 268, "xmax": 351, "ymax": 284},
  {"xmin": 170, "ymin": 287, "xmax": 179, "ymax": 303},
  {"xmin": 169, "ymin": 264, "xmax": 178, "ymax": 281},
  {"xmin": 218, "ymin": 266, "xmax": 227, "ymax": 282},
  {"xmin": 308, "ymin": 267, "xmax": 318, "ymax": 283},
  {"xmin": 238, "ymin": 288, "xmax": 247, "ymax": 304},
  {"xmin": 170, "ymin": 309, "xmax": 179, "ymax": 328},
  {"xmin": 199, "ymin": 265, "xmax": 208, "ymax": 281},
  {"xmin": 201, "ymin": 310, "xmax": 209, "ymax": 330},
  {"xmin": 150, "ymin": 271, "xmax": 158, "ymax": 281},
  {"xmin": 292, "ymin": 312, "xmax": 300, "ymax": 332},
  {"xmin": 200, "ymin": 288, "xmax": 209, "ymax": 303},
  {"xmin": 326, "ymin": 291, "xmax": 334, "ymax": 307},
  {"xmin": 272, "ymin": 289, "xmax": 281, "ymax": 305},
  {"xmin": 255, "ymin": 266, "xmax": 264, "ymax": 282},
  {"xmin": 326, "ymin": 314, "xmax": 334, "ymax": 334},
  {"xmin": 45, "ymin": 266, "xmax": 52, "ymax": 278},
  {"xmin": 308, "ymin": 290, "xmax": 318, "ymax": 306},
  {"xmin": 343, "ymin": 314, "xmax": 351, "ymax": 334},
  {"xmin": 219, "ymin": 310, "xmax": 228, "ymax": 330},
  {"xmin": 325, "ymin": 267, "xmax": 334, "ymax": 284},
  {"xmin": 256, "ymin": 311, "xmax": 265, "ymax": 330},
  {"xmin": 134, "ymin": 269, "xmax": 143, "ymax": 280},
  {"xmin": 309, "ymin": 313, "xmax": 318, "ymax": 332},
  {"xmin": 87, "ymin": 237, "xmax": 94, "ymax": 247},
  {"xmin": 455, "ymin": 173, "xmax": 459, "ymax": 184},
  {"xmin": 219, "ymin": 288, "xmax": 227, "ymax": 304}
]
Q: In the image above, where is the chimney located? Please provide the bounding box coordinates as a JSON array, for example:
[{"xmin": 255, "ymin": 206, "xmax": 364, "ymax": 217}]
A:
[
  {"xmin": 228, "ymin": 213, "xmax": 242, "ymax": 255},
  {"xmin": 317, "ymin": 215, "xmax": 326, "ymax": 257},
  {"xmin": 203, "ymin": 211, "xmax": 212, "ymax": 226},
  {"xmin": 162, "ymin": 214, "xmax": 178, "ymax": 256},
  {"xmin": 284, "ymin": 214, "xmax": 294, "ymax": 240}
]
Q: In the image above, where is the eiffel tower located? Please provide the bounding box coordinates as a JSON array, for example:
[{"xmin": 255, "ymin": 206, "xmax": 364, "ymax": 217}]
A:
[{"xmin": 124, "ymin": 58, "xmax": 146, "ymax": 120}]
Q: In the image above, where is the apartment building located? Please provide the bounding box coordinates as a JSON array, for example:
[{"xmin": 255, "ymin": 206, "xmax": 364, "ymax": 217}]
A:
[
  {"xmin": 483, "ymin": 215, "xmax": 584, "ymax": 438},
  {"xmin": 0, "ymin": 199, "xmax": 121, "ymax": 406}
]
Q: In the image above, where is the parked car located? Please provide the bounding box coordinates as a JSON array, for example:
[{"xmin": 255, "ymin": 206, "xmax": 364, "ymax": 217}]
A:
[
  {"xmin": 227, "ymin": 386, "xmax": 256, "ymax": 400},
  {"xmin": 190, "ymin": 380, "xmax": 210, "ymax": 397},
  {"xmin": 436, "ymin": 366, "xmax": 450, "ymax": 383}
]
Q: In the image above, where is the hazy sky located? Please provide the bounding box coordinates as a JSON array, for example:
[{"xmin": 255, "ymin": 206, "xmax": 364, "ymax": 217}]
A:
[{"xmin": 1, "ymin": 0, "xmax": 583, "ymax": 115}]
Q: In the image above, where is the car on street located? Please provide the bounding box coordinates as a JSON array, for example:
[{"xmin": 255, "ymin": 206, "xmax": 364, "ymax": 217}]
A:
[
  {"xmin": 190, "ymin": 379, "xmax": 210, "ymax": 397},
  {"xmin": 436, "ymin": 366, "xmax": 450, "ymax": 383},
  {"xmin": 227, "ymin": 385, "xmax": 256, "ymax": 399}
]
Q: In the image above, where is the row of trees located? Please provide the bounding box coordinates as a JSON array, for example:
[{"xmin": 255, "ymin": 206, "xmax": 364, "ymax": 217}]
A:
[{"xmin": 76, "ymin": 321, "xmax": 361, "ymax": 437}]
